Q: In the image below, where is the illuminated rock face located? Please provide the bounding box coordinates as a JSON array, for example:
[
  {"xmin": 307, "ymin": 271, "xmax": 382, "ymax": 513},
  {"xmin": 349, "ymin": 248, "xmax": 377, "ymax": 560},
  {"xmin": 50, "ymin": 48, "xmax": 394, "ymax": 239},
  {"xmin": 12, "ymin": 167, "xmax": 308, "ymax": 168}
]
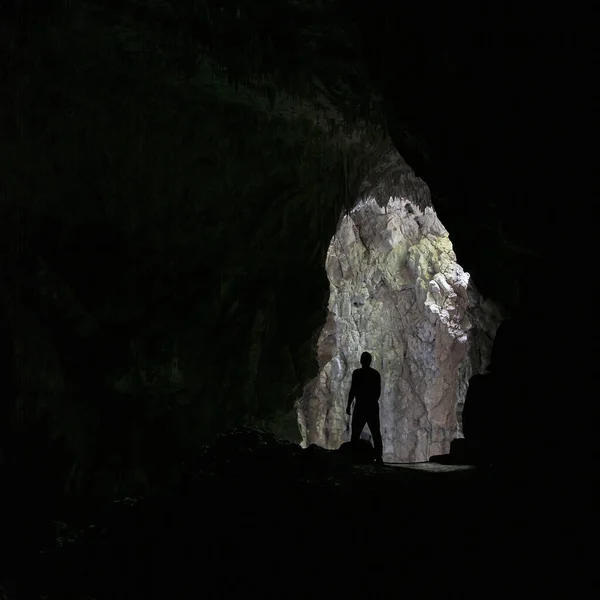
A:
[{"xmin": 297, "ymin": 196, "xmax": 502, "ymax": 462}]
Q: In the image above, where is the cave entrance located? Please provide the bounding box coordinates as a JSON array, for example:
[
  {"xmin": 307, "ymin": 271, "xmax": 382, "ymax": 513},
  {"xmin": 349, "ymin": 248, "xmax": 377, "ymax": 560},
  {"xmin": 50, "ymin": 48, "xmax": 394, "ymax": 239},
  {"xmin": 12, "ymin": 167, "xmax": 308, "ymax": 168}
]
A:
[{"xmin": 297, "ymin": 195, "xmax": 502, "ymax": 462}]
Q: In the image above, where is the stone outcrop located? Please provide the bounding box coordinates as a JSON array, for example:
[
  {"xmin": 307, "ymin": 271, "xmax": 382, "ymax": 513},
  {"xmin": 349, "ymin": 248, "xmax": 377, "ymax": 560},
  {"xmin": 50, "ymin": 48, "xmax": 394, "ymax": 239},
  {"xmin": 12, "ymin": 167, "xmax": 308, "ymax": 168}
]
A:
[{"xmin": 298, "ymin": 158, "xmax": 502, "ymax": 462}]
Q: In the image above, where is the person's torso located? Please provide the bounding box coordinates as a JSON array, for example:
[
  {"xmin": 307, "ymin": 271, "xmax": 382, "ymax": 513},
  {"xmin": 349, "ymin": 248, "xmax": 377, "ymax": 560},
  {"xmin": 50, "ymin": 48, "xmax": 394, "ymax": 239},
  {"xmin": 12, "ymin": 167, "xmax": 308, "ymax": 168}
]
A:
[{"xmin": 353, "ymin": 368, "xmax": 380, "ymax": 403}]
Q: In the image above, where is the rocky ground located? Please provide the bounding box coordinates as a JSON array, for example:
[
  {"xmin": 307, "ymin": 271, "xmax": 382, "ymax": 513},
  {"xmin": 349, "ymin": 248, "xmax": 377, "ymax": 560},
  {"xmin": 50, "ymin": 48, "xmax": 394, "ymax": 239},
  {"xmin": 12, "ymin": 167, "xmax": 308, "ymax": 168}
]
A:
[{"xmin": 0, "ymin": 427, "xmax": 592, "ymax": 599}]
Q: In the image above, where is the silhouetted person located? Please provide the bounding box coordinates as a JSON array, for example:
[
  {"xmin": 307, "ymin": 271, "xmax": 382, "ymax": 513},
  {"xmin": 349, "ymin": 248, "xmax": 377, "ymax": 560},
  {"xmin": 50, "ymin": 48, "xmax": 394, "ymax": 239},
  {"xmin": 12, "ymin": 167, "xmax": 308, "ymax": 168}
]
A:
[{"xmin": 346, "ymin": 352, "xmax": 383, "ymax": 466}]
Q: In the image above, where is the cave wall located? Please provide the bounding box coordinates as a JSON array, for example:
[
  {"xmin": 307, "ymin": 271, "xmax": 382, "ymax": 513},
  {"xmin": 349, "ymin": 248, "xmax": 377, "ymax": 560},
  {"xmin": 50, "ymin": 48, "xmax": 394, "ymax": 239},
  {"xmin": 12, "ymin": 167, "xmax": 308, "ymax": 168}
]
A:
[
  {"xmin": 298, "ymin": 157, "xmax": 501, "ymax": 461},
  {"xmin": 1, "ymin": 1, "xmax": 403, "ymax": 498},
  {"xmin": 1, "ymin": 86, "xmax": 380, "ymax": 495}
]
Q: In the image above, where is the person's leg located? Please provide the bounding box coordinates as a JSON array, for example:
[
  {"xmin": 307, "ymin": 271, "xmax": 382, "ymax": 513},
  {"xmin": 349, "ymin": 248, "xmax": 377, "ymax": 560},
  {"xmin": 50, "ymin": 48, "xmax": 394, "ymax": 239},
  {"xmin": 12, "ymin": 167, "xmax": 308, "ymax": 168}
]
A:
[
  {"xmin": 351, "ymin": 406, "xmax": 368, "ymax": 443},
  {"xmin": 367, "ymin": 407, "xmax": 383, "ymax": 463}
]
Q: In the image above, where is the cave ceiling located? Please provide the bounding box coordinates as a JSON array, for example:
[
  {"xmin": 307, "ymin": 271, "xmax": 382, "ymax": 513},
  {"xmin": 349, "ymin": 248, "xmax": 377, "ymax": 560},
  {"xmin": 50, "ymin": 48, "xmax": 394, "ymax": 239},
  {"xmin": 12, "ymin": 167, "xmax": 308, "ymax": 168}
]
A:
[{"xmin": 2, "ymin": 0, "xmax": 543, "ymax": 310}]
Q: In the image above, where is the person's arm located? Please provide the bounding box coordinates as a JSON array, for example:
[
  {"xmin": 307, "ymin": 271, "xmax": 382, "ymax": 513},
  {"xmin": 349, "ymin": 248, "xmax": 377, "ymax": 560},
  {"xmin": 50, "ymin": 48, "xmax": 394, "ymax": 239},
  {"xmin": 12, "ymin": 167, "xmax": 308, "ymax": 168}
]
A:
[
  {"xmin": 346, "ymin": 371, "xmax": 356, "ymax": 415},
  {"xmin": 375, "ymin": 371, "xmax": 381, "ymax": 401}
]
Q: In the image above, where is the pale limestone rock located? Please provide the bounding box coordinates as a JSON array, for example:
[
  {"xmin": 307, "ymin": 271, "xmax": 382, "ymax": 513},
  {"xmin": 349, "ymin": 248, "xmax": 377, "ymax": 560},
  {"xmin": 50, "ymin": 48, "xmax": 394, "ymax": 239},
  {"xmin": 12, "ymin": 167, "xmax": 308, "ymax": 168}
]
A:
[{"xmin": 297, "ymin": 189, "xmax": 502, "ymax": 463}]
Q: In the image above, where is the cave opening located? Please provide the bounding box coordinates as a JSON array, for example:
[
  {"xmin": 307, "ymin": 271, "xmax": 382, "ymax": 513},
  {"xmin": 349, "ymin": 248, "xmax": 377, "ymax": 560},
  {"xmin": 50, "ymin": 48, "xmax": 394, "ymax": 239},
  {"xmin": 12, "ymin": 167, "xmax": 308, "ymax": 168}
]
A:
[{"xmin": 298, "ymin": 192, "xmax": 503, "ymax": 463}]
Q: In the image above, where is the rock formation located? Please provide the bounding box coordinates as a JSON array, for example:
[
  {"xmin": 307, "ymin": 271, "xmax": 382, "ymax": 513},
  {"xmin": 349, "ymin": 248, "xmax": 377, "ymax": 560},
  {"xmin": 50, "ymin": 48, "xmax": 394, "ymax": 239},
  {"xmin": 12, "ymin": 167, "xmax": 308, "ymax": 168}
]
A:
[{"xmin": 298, "ymin": 157, "xmax": 502, "ymax": 462}]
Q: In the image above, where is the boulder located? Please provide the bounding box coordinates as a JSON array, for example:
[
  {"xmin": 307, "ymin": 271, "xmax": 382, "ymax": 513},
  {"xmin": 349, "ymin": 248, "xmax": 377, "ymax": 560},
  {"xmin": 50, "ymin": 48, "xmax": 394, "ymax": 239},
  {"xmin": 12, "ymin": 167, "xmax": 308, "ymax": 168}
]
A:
[{"xmin": 338, "ymin": 439, "xmax": 375, "ymax": 464}]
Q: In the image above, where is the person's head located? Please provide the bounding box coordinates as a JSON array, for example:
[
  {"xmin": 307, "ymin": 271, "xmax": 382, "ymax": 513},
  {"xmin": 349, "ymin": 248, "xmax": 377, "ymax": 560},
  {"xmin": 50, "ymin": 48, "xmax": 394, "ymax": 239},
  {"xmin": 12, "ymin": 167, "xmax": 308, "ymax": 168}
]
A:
[{"xmin": 360, "ymin": 352, "xmax": 372, "ymax": 367}]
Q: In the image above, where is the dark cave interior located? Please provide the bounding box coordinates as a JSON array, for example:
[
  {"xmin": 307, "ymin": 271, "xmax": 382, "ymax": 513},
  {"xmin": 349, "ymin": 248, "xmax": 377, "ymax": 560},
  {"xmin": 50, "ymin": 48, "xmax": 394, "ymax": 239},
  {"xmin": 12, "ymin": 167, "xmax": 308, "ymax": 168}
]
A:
[{"xmin": 0, "ymin": 1, "xmax": 597, "ymax": 597}]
